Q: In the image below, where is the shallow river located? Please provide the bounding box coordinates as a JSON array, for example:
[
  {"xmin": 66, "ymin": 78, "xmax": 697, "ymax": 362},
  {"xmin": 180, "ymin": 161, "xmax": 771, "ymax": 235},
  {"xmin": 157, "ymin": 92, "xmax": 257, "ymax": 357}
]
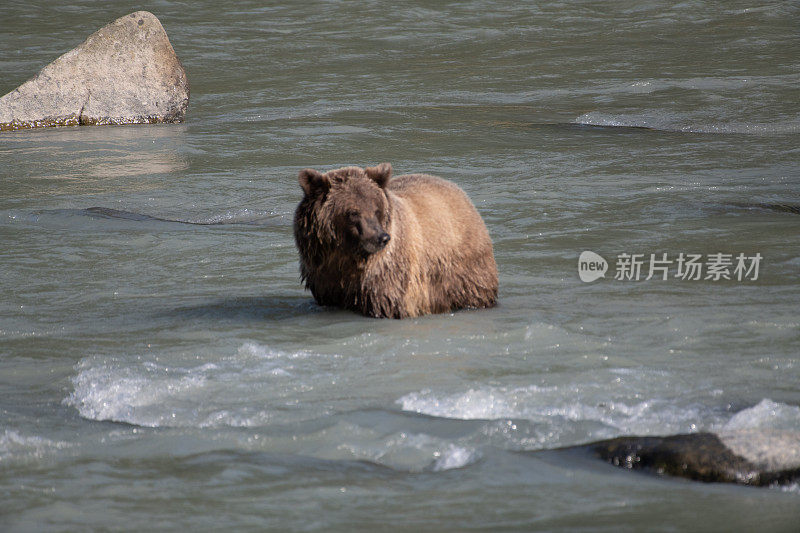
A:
[{"xmin": 1, "ymin": 1, "xmax": 799, "ymax": 531}]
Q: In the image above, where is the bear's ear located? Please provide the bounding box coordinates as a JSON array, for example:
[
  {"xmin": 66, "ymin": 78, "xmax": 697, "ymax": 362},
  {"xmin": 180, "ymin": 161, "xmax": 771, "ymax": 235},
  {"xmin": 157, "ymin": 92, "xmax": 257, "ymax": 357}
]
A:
[
  {"xmin": 365, "ymin": 163, "xmax": 392, "ymax": 189},
  {"xmin": 299, "ymin": 168, "xmax": 330, "ymax": 196}
]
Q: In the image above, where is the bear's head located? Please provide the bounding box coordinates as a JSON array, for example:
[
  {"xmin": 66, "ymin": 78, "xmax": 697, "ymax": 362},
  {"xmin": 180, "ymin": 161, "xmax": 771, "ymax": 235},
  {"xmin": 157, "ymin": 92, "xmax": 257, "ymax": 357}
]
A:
[{"xmin": 298, "ymin": 163, "xmax": 393, "ymax": 257}]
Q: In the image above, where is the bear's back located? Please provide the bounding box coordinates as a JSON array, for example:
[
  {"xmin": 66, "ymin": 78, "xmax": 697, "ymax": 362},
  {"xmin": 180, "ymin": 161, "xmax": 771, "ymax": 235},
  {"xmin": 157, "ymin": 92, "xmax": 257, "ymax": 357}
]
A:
[
  {"xmin": 387, "ymin": 173, "xmax": 492, "ymax": 252},
  {"xmin": 382, "ymin": 172, "xmax": 497, "ymax": 315}
]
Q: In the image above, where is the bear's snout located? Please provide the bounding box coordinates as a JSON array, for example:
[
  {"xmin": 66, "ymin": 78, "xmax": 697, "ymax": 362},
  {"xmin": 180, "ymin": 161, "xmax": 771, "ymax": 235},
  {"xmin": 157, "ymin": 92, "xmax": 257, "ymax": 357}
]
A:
[{"xmin": 362, "ymin": 230, "xmax": 390, "ymax": 255}]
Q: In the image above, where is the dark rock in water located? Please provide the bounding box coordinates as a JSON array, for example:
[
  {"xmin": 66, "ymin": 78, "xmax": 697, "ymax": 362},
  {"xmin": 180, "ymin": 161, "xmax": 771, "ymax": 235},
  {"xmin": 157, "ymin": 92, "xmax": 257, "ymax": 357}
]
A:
[
  {"xmin": 586, "ymin": 432, "xmax": 800, "ymax": 487},
  {"xmin": 0, "ymin": 11, "xmax": 189, "ymax": 132}
]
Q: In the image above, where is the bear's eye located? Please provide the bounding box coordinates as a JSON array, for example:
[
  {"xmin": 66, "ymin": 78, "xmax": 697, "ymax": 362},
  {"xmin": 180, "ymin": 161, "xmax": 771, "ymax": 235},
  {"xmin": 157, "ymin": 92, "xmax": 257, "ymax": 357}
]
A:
[
  {"xmin": 375, "ymin": 209, "xmax": 382, "ymax": 221},
  {"xmin": 346, "ymin": 210, "xmax": 359, "ymax": 222}
]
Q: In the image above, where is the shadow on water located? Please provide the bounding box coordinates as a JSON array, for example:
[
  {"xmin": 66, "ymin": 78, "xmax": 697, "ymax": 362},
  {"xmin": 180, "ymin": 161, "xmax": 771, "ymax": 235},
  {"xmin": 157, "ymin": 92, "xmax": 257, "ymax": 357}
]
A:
[
  {"xmin": 726, "ymin": 202, "xmax": 800, "ymax": 215},
  {"xmin": 164, "ymin": 295, "xmax": 323, "ymax": 322},
  {"xmin": 85, "ymin": 207, "xmax": 199, "ymax": 224},
  {"xmin": 18, "ymin": 207, "xmax": 290, "ymax": 231},
  {"xmin": 84, "ymin": 207, "xmax": 288, "ymax": 226}
]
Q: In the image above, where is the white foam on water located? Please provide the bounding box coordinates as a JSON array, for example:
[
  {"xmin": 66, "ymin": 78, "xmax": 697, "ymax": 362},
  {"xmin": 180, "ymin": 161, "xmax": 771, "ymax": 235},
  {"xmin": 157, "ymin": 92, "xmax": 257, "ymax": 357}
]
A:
[
  {"xmin": 238, "ymin": 341, "xmax": 321, "ymax": 363},
  {"xmin": 393, "ymin": 433, "xmax": 479, "ymax": 472},
  {"xmin": 399, "ymin": 387, "xmax": 525, "ymax": 421},
  {"xmin": 722, "ymin": 398, "xmax": 800, "ymax": 432},
  {"xmin": 330, "ymin": 427, "xmax": 479, "ymax": 472},
  {"xmin": 432, "ymin": 443, "xmax": 479, "ymax": 472},
  {"xmin": 64, "ymin": 343, "xmax": 316, "ymax": 428},
  {"xmin": 0, "ymin": 430, "xmax": 71, "ymax": 463},
  {"xmin": 65, "ymin": 360, "xmax": 205, "ymax": 427},
  {"xmin": 397, "ymin": 384, "xmax": 709, "ymax": 439}
]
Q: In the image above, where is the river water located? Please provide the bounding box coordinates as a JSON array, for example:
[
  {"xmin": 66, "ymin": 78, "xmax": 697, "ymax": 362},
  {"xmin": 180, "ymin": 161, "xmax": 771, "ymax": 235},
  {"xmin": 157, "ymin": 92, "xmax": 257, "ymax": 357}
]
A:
[{"xmin": 1, "ymin": 1, "xmax": 799, "ymax": 531}]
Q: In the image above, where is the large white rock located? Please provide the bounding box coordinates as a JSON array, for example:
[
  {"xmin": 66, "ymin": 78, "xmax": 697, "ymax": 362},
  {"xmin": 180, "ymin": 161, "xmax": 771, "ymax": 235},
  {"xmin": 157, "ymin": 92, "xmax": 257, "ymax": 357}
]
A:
[
  {"xmin": 719, "ymin": 428, "xmax": 800, "ymax": 473},
  {"xmin": 0, "ymin": 11, "xmax": 189, "ymax": 131}
]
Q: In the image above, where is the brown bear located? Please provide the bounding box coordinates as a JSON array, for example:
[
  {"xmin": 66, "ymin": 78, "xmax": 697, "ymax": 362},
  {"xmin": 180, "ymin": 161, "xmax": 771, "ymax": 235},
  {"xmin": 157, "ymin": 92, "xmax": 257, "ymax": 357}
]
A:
[{"xmin": 293, "ymin": 163, "xmax": 498, "ymax": 318}]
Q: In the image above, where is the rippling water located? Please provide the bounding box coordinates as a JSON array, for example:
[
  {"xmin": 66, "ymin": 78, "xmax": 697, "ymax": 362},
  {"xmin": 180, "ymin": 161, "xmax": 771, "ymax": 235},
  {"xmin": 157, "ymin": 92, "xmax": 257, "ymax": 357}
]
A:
[{"xmin": 2, "ymin": 1, "xmax": 799, "ymax": 531}]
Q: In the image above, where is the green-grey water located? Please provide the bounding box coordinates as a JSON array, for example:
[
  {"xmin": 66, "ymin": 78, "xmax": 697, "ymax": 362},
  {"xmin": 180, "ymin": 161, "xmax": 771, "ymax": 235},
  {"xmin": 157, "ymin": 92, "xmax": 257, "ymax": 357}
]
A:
[{"xmin": 2, "ymin": 1, "xmax": 799, "ymax": 531}]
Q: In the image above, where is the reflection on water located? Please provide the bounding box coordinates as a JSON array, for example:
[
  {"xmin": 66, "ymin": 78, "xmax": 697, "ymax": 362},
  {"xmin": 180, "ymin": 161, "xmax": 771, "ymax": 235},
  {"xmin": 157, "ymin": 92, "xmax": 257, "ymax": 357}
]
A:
[{"xmin": 1, "ymin": 125, "xmax": 189, "ymax": 197}]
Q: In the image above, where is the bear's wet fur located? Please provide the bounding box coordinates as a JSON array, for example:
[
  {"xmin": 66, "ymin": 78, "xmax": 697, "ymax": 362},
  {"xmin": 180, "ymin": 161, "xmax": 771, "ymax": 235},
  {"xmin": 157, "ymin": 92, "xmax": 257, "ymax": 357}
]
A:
[{"xmin": 293, "ymin": 163, "xmax": 498, "ymax": 318}]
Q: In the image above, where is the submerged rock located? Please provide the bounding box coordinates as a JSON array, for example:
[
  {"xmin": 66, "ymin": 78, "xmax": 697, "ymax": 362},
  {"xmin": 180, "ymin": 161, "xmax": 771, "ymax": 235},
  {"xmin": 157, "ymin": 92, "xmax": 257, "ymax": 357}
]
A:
[
  {"xmin": 586, "ymin": 431, "xmax": 800, "ymax": 487},
  {"xmin": 0, "ymin": 11, "xmax": 188, "ymax": 132}
]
